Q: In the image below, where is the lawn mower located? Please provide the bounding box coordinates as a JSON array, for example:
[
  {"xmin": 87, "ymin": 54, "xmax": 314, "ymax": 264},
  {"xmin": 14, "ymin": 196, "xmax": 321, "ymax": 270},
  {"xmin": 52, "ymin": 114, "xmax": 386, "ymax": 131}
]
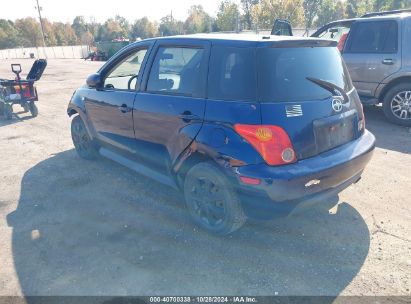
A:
[{"xmin": 0, "ymin": 59, "xmax": 47, "ymax": 120}]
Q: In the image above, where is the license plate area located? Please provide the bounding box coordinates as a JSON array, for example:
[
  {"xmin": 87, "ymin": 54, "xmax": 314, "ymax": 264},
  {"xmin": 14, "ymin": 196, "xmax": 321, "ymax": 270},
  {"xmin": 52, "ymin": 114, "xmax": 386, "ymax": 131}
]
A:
[{"xmin": 314, "ymin": 110, "xmax": 356, "ymax": 154}]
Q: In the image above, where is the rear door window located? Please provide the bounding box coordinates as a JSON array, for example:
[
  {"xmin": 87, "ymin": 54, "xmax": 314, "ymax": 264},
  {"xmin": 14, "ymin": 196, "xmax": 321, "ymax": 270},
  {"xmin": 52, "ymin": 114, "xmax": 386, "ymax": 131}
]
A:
[
  {"xmin": 146, "ymin": 46, "xmax": 205, "ymax": 97},
  {"xmin": 346, "ymin": 21, "xmax": 398, "ymax": 53},
  {"xmin": 208, "ymin": 46, "xmax": 256, "ymax": 102}
]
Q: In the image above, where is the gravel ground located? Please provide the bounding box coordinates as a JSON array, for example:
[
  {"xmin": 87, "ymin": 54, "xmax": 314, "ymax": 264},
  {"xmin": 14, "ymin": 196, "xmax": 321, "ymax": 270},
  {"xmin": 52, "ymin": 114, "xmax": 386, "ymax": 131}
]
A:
[{"xmin": 0, "ymin": 59, "xmax": 410, "ymax": 298}]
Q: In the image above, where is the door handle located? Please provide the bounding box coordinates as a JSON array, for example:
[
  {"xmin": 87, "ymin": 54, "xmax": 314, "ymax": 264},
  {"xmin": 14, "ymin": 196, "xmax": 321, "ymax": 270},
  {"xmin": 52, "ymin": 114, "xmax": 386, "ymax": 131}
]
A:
[
  {"xmin": 382, "ymin": 59, "xmax": 394, "ymax": 65},
  {"xmin": 179, "ymin": 111, "xmax": 199, "ymax": 122},
  {"xmin": 119, "ymin": 104, "xmax": 132, "ymax": 113}
]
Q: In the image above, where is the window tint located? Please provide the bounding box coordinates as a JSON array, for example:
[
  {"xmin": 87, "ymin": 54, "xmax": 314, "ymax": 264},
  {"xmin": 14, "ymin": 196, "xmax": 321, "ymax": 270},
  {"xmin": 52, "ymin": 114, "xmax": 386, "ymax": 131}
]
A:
[
  {"xmin": 347, "ymin": 21, "xmax": 398, "ymax": 53},
  {"xmin": 104, "ymin": 49, "xmax": 147, "ymax": 90},
  {"xmin": 258, "ymin": 47, "xmax": 353, "ymax": 102},
  {"xmin": 147, "ymin": 47, "xmax": 204, "ymax": 96},
  {"xmin": 208, "ymin": 46, "xmax": 256, "ymax": 102}
]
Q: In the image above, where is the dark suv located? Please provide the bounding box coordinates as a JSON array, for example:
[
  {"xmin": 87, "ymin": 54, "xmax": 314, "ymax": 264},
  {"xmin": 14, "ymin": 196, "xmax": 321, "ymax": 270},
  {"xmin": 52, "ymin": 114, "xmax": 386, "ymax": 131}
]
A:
[{"xmin": 68, "ymin": 34, "xmax": 375, "ymax": 235}]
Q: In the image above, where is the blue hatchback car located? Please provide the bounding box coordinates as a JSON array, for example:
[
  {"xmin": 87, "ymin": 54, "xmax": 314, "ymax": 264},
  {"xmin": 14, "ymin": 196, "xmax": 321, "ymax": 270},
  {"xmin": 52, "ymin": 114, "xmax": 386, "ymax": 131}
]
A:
[{"xmin": 68, "ymin": 34, "xmax": 375, "ymax": 235}]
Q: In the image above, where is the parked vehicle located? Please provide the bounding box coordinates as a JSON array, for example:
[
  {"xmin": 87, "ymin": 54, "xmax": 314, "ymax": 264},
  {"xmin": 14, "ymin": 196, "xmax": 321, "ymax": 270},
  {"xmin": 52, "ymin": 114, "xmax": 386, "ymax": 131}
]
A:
[
  {"xmin": 275, "ymin": 9, "xmax": 411, "ymax": 126},
  {"xmin": 67, "ymin": 34, "xmax": 375, "ymax": 235},
  {"xmin": 0, "ymin": 60, "xmax": 47, "ymax": 120}
]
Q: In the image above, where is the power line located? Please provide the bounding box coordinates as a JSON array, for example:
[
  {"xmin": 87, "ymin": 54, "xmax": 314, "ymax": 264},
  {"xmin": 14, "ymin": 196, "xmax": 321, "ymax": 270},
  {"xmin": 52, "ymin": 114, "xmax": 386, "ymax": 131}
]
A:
[{"xmin": 35, "ymin": 0, "xmax": 47, "ymax": 49}]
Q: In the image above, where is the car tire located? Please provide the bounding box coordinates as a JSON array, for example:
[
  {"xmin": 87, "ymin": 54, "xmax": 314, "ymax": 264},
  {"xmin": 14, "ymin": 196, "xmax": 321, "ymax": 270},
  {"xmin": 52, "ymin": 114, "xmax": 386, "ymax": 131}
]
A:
[
  {"xmin": 3, "ymin": 104, "xmax": 13, "ymax": 120},
  {"xmin": 29, "ymin": 102, "xmax": 38, "ymax": 117},
  {"xmin": 382, "ymin": 83, "xmax": 411, "ymax": 127},
  {"xmin": 71, "ymin": 115, "xmax": 97, "ymax": 160},
  {"xmin": 184, "ymin": 162, "xmax": 246, "ymax": 235}
]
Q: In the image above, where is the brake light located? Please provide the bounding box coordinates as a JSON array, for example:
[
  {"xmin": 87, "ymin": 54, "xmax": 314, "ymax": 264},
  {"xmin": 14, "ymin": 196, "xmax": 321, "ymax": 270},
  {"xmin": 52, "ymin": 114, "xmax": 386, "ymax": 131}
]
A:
[
  {"xmin": 337, "ymin": 33, "xmax": 348, "ymax": 52},
  {"xmin": 234, "ymin": 124, "xmax": 296, "ymax": 166}
]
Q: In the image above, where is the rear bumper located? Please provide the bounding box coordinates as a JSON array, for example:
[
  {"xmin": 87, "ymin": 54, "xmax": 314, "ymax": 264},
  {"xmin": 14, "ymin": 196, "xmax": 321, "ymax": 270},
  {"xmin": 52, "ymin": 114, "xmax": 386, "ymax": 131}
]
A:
[{"xmin": 233, "ymin": 130, "xmax": 376, "ymax": 219}]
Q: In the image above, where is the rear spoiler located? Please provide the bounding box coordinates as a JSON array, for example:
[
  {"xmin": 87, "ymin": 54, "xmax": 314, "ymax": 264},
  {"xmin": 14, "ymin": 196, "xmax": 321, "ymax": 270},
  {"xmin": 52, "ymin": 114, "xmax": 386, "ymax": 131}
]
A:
[{"xmin": 269, "ymin": 39, "xmax": 337, "ymax": 48}]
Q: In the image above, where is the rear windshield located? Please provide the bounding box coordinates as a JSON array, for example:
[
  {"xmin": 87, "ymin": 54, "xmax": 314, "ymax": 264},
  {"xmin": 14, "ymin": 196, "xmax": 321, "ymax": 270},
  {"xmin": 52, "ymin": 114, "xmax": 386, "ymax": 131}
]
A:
[{"xmin": 257, "ymin": 47, "xmax": 353, "ymax": 102}]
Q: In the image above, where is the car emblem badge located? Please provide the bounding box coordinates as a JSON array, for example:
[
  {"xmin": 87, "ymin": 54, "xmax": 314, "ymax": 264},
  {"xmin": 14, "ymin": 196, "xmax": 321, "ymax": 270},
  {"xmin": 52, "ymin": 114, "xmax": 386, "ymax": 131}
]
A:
[
  {"xmin": 286, "ymin": 105, "xmax": 303, "ymax": 117},
  {"xmin": 332, "ymin": 98, "xmax": 343, "ymax": 112}
]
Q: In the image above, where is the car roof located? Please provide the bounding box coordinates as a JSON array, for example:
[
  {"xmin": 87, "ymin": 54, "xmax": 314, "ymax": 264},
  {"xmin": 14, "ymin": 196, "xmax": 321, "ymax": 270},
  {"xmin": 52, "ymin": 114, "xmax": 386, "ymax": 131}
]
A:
[
  {"xmin": 321, "ymin": 11, "xmax": 411, "ymax": 26},
  {"xmin": 142, "ymin": 33, "xmax": 337, "ymax": 48},
  {"xmin": 357, "ymin": 12, "xmax": 411, "ymax": 21}
]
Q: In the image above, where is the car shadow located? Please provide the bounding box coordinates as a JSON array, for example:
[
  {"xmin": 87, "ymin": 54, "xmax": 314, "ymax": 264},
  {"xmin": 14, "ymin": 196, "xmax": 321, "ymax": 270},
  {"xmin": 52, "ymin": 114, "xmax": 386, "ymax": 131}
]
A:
[
  {"xmin": 0, "ymin": 109, "xmax": 35, "ymax": 126},
  {"xmin": 364, "ymin": 105, "xmax": 411, "ymax": 154},
  {"xmin": 7, "ymin": 150, "xmax": 370, "ymax": 298}
]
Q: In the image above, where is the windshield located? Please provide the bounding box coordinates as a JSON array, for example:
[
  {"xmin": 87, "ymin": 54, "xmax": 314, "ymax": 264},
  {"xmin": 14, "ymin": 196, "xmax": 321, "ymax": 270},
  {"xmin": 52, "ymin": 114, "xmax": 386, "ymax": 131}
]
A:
[{"xmin": 257, "ymin": 47, "xmax": 353, "ymax": 102}]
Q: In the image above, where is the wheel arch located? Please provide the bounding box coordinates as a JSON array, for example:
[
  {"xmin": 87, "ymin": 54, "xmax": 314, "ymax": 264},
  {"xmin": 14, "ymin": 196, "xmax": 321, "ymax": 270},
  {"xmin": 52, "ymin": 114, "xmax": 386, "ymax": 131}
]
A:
[
  {"xmin": 173, "ymin": 148, "xmax": 216, "ymax": 189},
  {"xmin": 67, "ymin": 108, "xmax": 78, "ymax": 117},
  {"xmin": 378, "ymin": 76, "xmax": 411, "ymax": 102}
]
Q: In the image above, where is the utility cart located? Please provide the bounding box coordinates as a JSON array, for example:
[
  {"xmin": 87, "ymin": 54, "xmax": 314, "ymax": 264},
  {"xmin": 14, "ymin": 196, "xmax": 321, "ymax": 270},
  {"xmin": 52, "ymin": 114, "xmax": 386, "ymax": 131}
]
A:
[{"xmin": 0, "ymin": 59, "xmax": 47, "ymax": 120}]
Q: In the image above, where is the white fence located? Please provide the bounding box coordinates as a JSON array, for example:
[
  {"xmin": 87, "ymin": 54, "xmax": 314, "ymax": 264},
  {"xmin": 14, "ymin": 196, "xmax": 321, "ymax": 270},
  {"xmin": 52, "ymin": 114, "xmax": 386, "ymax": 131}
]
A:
[
  {"xmin": 239, "ymin": 28, "xmax": 314, "ymax": 36},
  {"xmin": 0, "ymin": 29, "xmax": 314, "ymax": 60},
  {"xmin": 0, "ymin": 45, "xmax": 90, "ymax": 60}
]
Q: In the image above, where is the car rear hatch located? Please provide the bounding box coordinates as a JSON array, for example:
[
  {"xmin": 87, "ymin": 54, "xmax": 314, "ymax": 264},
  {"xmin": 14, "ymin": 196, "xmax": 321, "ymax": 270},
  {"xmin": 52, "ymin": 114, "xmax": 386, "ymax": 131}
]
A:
[{"xmin": 257, "ymin": 42, "xmax": 365, "ymax": 160}]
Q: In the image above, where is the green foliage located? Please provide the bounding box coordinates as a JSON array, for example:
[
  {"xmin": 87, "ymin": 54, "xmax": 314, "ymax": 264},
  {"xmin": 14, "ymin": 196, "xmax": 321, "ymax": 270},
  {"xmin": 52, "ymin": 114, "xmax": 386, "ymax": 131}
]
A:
[
  {"xmin": 216, "ymin": 0, "xmax": 240, "ymax": 32},
  {"xmin": 304, "ymin": 0, "xmax": 322, "ymax": 31},
  {"xmin": 1, "ymin": 0, "xmax": 411, "ymax": 50},
  {"xmin": 240, "ymin": 0, "xmax": 260, "ymax": 30},
  {"xmin": 14, "ymin": 17, "xmax": 43, "ymax": 47},
  {"xmin": 159, "ymin": 15, "xmax": 184, "ymax": 36},
  {"xmin": 131, "ymin": 17, "xmax": 158, "ymax": 39},
  {"xmin": 256, "ymin": 0, "xmax": 304, "ymax": 29},
  {"xmin": 185, "ymin": 5, "xmax": 214, "ymax": 34},
  {"xmin": 0, "ymin": 20, "xmax": 19, "ymax": 49},
  {"xmin": 316, "ymin": 0, "xmax": 346, "ymax": 27}
]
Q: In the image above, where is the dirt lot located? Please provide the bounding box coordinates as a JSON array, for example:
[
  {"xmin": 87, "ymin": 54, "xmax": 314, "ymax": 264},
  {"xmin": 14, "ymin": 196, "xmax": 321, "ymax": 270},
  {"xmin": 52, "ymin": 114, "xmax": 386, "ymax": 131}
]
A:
[{"xmin": 0, "ymin": 59, "xmax": 410, "ymax": 297}]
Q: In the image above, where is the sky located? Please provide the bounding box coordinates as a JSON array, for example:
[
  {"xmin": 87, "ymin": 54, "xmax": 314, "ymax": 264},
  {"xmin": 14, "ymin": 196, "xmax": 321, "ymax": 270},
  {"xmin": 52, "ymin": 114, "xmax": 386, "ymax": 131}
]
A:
[{"xmin": 1, "ymin": 0, "xmax": 225, "ymax": 23}]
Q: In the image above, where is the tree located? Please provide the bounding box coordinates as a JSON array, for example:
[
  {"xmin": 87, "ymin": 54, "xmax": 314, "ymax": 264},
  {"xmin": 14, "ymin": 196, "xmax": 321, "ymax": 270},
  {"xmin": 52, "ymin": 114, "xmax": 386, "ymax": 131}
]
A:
[
  {"xmin": 159, "ymin": 15, "xmax": 184, "ymax": 36},
  {"xmin": 184, "ymin": 5, "xmax": 213, "ymax": 34},
  {"xmin": 114, "ymin": 15, "xmax": 131, "ymax": 38},
  {"xmin": 131, "ymin": 17, "xmax": 158, "ymax": 39},
  {"xmin": 251, "ymin": 0, "xmax": 304, "ymax": 30},
  {"xmin": 346, "ymin": 0, "xmax": 373, "ymax": 18},
  {"xmin": 216, "ymin": 0, "xmax": 240, "ymax": 32},
  {"xmin": 54, "ymin": 22, "xmax": 77, "ymax": 45},
  {"xmin": 303, "ymin": 0, "xmax": 323, "ymax": 35},
  {"xmin": 374, "ymin": 0, "xmax": 411, "ymax": 10},
  {"xmin": 14, "ymin": 17, "xmax": 43, "ymax": 47},
  {"xmin": 87, "ymin": 17, "xmax": 101, "ymax": 40},
  {"xmin": 316, "ymin": 0, "xmax": 345, "ymax": 27},
  {"xmin": 99, "ymin": 18, "xmax": 125, "ymax": 41},
  {"xmin": 42, "ymin": 19, "xmax": 57, "ymax": 46},
  {"xmin": 0, "ymin": 19, "xmax": 19, "ymax": 49},
  {"xmin": 72, "ymin": 16, "xmax": 88, "ymax": 39},
  {"xmin": 240, "ymin": 0, "xmax": 259, "ymax": 30}
]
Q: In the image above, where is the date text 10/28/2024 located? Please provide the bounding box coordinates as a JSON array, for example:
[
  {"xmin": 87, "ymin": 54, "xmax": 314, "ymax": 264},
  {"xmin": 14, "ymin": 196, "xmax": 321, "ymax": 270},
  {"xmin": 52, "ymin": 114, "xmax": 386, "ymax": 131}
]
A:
[{"xmin": 149, "ymin": 297, "xmax": 260, "ymax": 303}]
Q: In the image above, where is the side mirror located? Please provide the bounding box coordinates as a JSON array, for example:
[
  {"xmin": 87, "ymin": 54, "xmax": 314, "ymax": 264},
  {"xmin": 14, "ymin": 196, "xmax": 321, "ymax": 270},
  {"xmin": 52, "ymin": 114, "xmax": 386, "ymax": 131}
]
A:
[
  {"xmin": 86, "ymin": 73, "xmax": 102, "ymax": 88},
  {"xmin": 11, "ymin": 64, "xmax": 22, "ymax": 74}
]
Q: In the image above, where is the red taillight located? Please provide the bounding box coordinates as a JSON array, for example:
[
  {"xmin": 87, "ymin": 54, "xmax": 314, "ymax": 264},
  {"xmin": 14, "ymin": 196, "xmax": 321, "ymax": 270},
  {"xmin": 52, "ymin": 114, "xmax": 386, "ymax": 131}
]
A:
[
  {"xmin": 337, "ymin": 33, "xmax": 348, "ymax": 52},
  {"xmin": 234, "ymin": 124, "xmax": 296, "ymax": 166}
]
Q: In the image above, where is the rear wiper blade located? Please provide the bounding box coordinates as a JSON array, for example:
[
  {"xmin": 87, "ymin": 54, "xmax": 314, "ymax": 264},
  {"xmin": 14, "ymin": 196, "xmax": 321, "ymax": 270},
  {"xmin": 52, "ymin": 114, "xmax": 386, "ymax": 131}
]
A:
[{"xmin": 306, "ymin": 77, "xmax": 349, "ymax": 103}]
